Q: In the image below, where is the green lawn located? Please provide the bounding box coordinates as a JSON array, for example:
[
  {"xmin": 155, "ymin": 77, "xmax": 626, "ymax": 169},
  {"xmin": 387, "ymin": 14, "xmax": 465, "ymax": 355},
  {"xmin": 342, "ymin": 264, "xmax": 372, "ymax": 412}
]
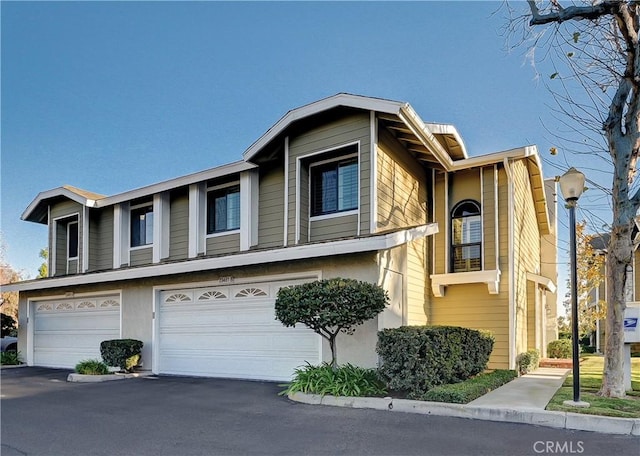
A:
[{"xmin": 546, "ymin": 355, "xmax": 640, "ymax": 418}]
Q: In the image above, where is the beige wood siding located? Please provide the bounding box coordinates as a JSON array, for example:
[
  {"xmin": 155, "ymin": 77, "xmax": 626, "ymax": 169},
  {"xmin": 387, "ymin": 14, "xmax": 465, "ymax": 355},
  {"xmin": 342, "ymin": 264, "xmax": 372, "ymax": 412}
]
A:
[
  {"xmin": 130, "ymin": 247, "xmax": 152, "ymax": 266},
  {"xmin": 449, "ymin": 169, "xmax": 481, "ymax": 205},
  {"xmin": 257, "ymin": 165, "xmax": 285, "ymax": 249},
  {"xmin": 88, "ymin": 207, "xmax": 114, "ymax": 272},
  {"xmin": 431, "ymin": 283, "xmax": 510, "ymax": 369},
  {"xmin": 430, "ymin": 166, "xmax": 513, "ymax": 369},
  {"xmin": 309, "ymin": 215, "xmax": 358, "ymax": 242},
  {"xmin": 511, "ymin": 160, "xmax": 542, "ymax": 357},
  {"xmin": 376, "ymin": 128, "xmax": 427, "ymax": 232},
  {"xmin": 206, "ymin": 233, "xmax": 240, "ymax": 256},
  {"xmin": 169, "ymin": 189, "xmax": 189, "ymax": 261},
  {"xmin": 482, "ymin": 167, "xmax": 497, "ymax": 270},
  {"xmin": 527, "ymin": 281, "xmax": 536, "ymax": 349},
  {"xmin": 288, "ymin": 112, "xmax": 371, "ymax": 245},
  {"xmin": 433, "ymin": 172, "xmax": 447, "ymax": 275},
  {"xmin": 407, "ymin": 238, "xmax": 429, "ymax": 325}
]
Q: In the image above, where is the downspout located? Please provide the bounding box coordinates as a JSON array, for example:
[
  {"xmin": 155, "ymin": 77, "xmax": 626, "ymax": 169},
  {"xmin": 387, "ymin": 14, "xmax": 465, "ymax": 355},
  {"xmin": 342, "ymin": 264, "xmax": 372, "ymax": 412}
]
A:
[{"xmin": 503, "ymin": 158, "xmax": 516, "ymax": 370}]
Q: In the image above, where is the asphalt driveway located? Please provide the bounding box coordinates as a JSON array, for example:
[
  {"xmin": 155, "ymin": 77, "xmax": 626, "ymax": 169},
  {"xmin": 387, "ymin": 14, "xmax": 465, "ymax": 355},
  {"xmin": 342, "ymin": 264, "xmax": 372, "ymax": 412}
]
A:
[{"xmin": 1, "ymin": 367, "xmax": 637, "ymax": 456}]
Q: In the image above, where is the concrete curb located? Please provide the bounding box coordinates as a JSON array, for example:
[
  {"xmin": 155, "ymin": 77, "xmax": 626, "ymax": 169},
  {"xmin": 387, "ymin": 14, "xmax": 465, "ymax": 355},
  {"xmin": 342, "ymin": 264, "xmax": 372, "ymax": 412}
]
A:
[
  {"xmin": 0, "ymin": 364, "xmax": 27, "ymax": 370},
  {"xmin": 288, "ymin": 392, "xmax": 640, "ymax": 436},
  {"xmin": 67, "ymin": 372, "xmax": 153, "ymax": 383}
]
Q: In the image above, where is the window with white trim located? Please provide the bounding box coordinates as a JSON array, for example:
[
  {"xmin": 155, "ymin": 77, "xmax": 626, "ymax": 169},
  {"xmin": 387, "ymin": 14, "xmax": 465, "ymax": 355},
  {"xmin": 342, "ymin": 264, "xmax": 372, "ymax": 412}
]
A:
[
  {"xmin": 67, "ymin": 220, "xmax": 79, "ymax": 259},
  {"xmin": 207, "ymin": 185, "xmax": 240, "ymax": 234},
  {"xmin": 131, "ymin": 204, "xmax": 154, "ymax": 247},
  {"xmin": 310, "ymin": 158, "xmax": 358, "ymax": 216},
  {"xmin": 451, "ymin": 200, "xmax": 482, "ymax": 273}
]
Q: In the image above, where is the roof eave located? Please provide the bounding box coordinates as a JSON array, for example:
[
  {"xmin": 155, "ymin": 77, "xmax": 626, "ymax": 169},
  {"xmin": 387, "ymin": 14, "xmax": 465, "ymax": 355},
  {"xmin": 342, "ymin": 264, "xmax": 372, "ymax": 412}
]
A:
[
  {"xmin": 97, "ymin": 160, "xmax": 257, "ymax": 207},
  {"xmin": 21, "ymin": 188, "xmax": 96, "ymax": 223},
  {"xmin": 242, "ymin": 93, "xmax": 408, "ymax": 163},
  {"xmin": 2, "ymin": 223, "xmax": 438, "ymax": 292}
]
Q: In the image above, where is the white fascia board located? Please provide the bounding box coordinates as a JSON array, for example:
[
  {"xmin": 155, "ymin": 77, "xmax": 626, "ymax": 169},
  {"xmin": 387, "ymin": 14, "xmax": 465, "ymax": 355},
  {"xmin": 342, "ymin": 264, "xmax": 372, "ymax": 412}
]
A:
[
  {"xmin": 21, "ymin": 188, "xmax": 96, "ymax": 221},
  {"xmin": 424, "ymin": 123, "xmax": 468, "ymax": 159},
  {"xmin": 243, "ymin": 93, "xmax": 406, "ymax": 162},
  {"xmin": 526, "ymin": 272, "xmax": 557, "ymax": 294},
  {"xmin": 97, "ymin": 161, "xmax": 257, "ymax": 207},
  {"xmin": 449, "ymin": 146, "xmax": 537, "ymax": 171},
  {"xmin": 4, "ymin": 223, "xmax": 438, "ymax": 292},
  {"xmin": 396, "ymin": 106, "xmax": 455, "ymax": 170}
]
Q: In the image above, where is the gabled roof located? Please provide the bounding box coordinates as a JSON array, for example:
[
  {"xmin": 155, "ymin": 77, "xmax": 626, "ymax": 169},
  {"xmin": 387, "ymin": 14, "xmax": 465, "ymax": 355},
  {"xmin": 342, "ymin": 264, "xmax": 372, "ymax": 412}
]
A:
[
  {"xmin": 242, "ymin": 93, "xmax": 467, "ymax": 169},
  {"xmin": 22, "ymin": 161, "xmax": 256, "ymax": 224},
  {"xmin": 22, "ymin": 185, "xmax": 105, "ymax": 224}
]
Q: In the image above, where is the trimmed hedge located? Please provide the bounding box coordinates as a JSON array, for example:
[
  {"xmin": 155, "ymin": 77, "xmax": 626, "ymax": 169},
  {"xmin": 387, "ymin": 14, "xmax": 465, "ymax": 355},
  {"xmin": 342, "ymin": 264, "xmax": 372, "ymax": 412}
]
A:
[
  {"xmin": 376, "ymin": 325, "xmax": 494, "ymax": 399},
  {"xmin": 100, "ymin": 339, "xmax": 143, "ymax": 372},
  {"xmin": 516, "ymin": 349, "xmax": 540, "ymax": 375},
  {"xmin": 421, "ymin": 370, "xmax": 518, "ymax": 403},
  {"xmin": 547, "ymin": 339, "xmax": 572, "ymax": 359}
]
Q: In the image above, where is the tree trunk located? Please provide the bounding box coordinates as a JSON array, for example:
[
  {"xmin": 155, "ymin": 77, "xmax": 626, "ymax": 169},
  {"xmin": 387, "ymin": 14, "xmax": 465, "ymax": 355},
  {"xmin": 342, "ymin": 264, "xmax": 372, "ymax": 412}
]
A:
[
  {"xmin": 600, "ymin": 196, "xmax": 634, "ymax": 397},
  {"xmin": 328, "ymin": 335, "xmax": 338, "ymax": 369}
]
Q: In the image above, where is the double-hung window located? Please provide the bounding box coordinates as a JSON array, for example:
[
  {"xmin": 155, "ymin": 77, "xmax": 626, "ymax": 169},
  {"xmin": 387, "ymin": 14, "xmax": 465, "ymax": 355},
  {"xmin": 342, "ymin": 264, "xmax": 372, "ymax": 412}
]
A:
[
  {"xmin": 131, "ymin": 204, "xmax": 154, "ymax": 247},
  {"xmin": 207, "ymin": 185, "xmax": 240, "ymax": 234},
  {"xmin": 451, "ymin": 200, "xmax": 482, "ymax": 273},
  {"xmin": 310, "ymin": 158, "xmax": 358, "ymax": 216}
]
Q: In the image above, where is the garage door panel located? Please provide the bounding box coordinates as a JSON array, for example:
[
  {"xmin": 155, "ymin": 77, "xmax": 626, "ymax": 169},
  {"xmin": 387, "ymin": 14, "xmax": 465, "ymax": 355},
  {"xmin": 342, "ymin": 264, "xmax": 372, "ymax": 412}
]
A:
[
  {"xmin": 161, "ymin": 305, "xmax": 278, "ymax": 325},
  {"xmin": 34, "ymin": 312, "xmax": 119, "ymax": 331},
  {"xmin": 159, "ymin": 350, "xmax": 311, "ymax": 381},
  {"xmin": 33, "ymin": 295, "xmax": 120, "ymax": 369},
  {"xmin": 160, "ymin": 329, "xmax": 316, "ymax": 352},
  {"xmin": 158, "ymin": 280, "xmax": 319, "ymax": 381}
]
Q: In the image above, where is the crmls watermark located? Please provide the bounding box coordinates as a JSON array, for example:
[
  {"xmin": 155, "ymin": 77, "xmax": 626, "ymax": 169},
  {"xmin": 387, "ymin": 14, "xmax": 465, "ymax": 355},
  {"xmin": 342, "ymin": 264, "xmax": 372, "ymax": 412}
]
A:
[{"xmin": 533, "ymin": 441, "xmax": 585, "ymax": 454}]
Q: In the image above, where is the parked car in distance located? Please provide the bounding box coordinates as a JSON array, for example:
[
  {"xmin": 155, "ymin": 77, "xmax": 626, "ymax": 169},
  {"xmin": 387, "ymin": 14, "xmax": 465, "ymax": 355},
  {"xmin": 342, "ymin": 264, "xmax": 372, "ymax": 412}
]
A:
[{"xmin": 1, "ymin": 336, "xmax": 18, "ymax": 352}]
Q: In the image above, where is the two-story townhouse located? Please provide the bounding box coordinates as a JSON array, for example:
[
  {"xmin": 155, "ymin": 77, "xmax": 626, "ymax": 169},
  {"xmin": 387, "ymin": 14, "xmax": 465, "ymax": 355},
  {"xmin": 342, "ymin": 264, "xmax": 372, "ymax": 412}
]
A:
[{"xmin": 5, "ymin": 94, "xmax": 558, "ymax": 380}]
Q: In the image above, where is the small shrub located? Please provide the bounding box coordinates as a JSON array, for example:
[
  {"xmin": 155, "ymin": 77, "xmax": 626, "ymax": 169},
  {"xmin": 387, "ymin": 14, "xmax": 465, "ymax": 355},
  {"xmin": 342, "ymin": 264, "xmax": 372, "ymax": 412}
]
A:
[
  {"xmin": 75, "ymin": 359, "xmax": 109, "ymax": 375},
  {"xmin": 547, "ymin": 339, "xmax": 572, "ymax": 359},
  {"xmin": 100, "ymin": 339, "xmax": 143, "ymax": 372},
  {"xmin": 281, "ymin": 363, "xmax": 387, "ymax": 397},
  {"xmin": 0, "ymin": 351, "xmax": 21, "ymax": 365},
  {"xmin": 581, "ymin": 346, "xmax": 597, "ymax": 354},
  {"xmin": 422, "ymin": 370, "xmax": 518, "ymax": 404},
  {"xmin": 377, "ymin": 325, "xmax": 494, "ymax": 399},
  {"xmin": 516, "ymin": 349, "xmax": 540, "ymax": 375}
]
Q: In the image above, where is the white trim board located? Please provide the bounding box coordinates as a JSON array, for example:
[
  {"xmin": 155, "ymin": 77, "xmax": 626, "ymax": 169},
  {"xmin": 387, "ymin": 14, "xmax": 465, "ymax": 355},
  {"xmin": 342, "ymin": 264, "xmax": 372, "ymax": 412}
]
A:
[{"xmin": 6, "ymin": 223, "xmax": 439, "ymax": 292}]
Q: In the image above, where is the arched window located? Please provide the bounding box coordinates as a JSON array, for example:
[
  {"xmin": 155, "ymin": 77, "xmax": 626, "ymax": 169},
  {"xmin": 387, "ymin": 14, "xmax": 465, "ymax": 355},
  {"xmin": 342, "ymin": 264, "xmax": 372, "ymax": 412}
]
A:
[{"xmin": 451, "ymin": 200, "xmax": 482, "ymax": 273}]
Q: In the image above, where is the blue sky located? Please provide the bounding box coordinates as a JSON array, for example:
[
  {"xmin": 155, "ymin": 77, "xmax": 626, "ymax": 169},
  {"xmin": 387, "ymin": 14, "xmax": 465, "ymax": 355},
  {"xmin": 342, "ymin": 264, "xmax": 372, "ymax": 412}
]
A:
[{"xmin": 1, "ymin": 1, "xmax": 603, "ymax": 303}]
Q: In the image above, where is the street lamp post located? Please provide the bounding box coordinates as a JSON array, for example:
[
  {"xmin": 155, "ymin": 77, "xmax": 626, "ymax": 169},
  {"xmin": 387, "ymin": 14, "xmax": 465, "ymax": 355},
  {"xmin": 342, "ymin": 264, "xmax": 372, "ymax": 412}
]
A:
[{"xmin": 558, "ymin": 167, "xmax": 589, "ymax": 408}]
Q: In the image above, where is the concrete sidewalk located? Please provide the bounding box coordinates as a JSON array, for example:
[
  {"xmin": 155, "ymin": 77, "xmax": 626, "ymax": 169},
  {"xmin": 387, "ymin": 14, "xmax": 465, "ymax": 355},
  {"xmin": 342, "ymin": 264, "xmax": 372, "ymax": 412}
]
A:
[
  {"xmin": 469, "ymin": 367, "xmax": 570, "ymax": 409},
  {"xmin": 289, "ymin": 367, "xmax": 640, "ymax": 435}
]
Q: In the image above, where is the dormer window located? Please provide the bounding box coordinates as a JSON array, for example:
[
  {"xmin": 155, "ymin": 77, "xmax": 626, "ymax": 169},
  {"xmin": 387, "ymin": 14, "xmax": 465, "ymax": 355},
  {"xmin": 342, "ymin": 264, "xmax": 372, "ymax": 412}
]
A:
[
  {"xmin": 310, "ymin": 158, "xmax": 358, "ymax": 216},
  {"xmin": 67, "ymin": 221, "xmax": 79, "ymax": 259},
  {"xmin": 451, "ymin": 200, "xmax": 481, "ymax": 273},
  {"xmin": 131, "ymin": 204, "xmax": 154, "ymax": 247},
  {"xmin": 207, "ymin": 185, "xmax": 240, "ymax": 234}
]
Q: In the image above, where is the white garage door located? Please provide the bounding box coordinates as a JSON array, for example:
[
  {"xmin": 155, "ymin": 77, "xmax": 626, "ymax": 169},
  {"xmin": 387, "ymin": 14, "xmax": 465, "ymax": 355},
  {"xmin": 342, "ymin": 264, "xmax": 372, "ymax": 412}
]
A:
[
  {"xmin": 157, "ymin": 279, "xmax": 320, "ymax": 381},
  {"xmin": 33, "ymin": 295, "xmax": 120, "ymax": 369}
]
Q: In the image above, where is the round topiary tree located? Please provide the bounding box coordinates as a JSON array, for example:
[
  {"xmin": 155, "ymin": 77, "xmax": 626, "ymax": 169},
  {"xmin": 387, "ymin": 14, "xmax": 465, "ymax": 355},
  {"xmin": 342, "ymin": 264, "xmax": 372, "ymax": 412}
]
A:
[{"xmin": 275, "ymin": 277, "xmax": 388, "ymax": 368}]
